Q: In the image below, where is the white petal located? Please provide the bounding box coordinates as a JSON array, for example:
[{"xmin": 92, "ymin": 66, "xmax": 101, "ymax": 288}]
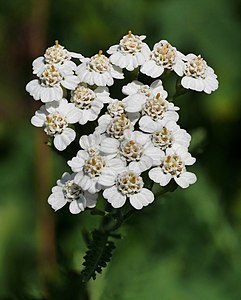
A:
[
  {"xmin": 103, "ymin": 186, "xmax": 126, "ymax": 208},
  {"xmin": 48, "ymin": 193, "xmax": 67, "ymax": 211},
  {"xmin": 61, "ymin": 75, "xmax": 79, "ymax": 90},
  {"xmin": 122, "ymin": 80, "xmax": 142, "ymax": 95},
  {"xmin": 173, "ymin": 59, "xmax": 185, "ymax": 76},
  {"xmin": 69, "ymin": 197, "xmax": 86, "ymax": 214},
  {"xmin": 139, "ymin": 116, "xmax": 158, "ymax": 133},
  {"xmin": 108, "ymin": 158, "xmax": 126, "ymax": 171},
  {"xmin": 111, "ymin": 66, "xmax": 124, "ymax": 79},
  {"xmin": 53, "ymin": 128, "xmax": 75, "ymax": 151},
  {"xmin": 124, "ymin": 94, "xmax": 146, "ymax": 113},
  {"xmin": 107, "ymin": 44, "xmax": 119, "ymax": 54},
  {"xmin": 141, "ymin": 60, "xmax": 164, "ymax": 78},
  {"xmin": 129, "ymin": 156, "xmax": 152, "ymax": 173},
  {"xmin": 79, "ymin": 133, "xmax": 99, "ymax": 150},
  {"xmin": 148, "ymin": 167, "xmax": 172, "ymax": 186},
  {"xmin": 75, "ymin": 173, "xmax": 92, "ymax": 191},
  {"xmin": 98, "ymin": 168, "xmax": 117, "ymax": 187},
  {"xmin": 26, "ymin": 79, "xmax": 42, "ymax": 100},
  {"xmin": 174, "ymin": 172, "xmax": 197, "ymax": 188},
  {"xmin": 32, "ymin": 56, "xmax": 45, "ymax": 75},
  {"xmin": 129, "ymin": 188, "xmax": 154, "ymax": 209},
  {"xmin": 31, "ymin": 110, "xmax": 46, "ymax": 127},
  {"xmin": 100, "ymin": 137, "xmax": 119, "ymax": 154},
  {"xmin": 144, "ymin": 146, "xmax": 164, "ymax": 165},
  {"xmin": 84, "ymin": 192, "xmax": 98, "ymax": 208}
]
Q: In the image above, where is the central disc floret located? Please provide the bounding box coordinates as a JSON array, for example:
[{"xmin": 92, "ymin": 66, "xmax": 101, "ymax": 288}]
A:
[
  {"xmin": 152, "ymin": 127, "xmax": 173, "ymax": 150},
  {"xmin": 143, "ymin": 93, "xmax": 167, "ymax": 121},
  {"xmin": 71, "ymin": 85, "xmax": 96, "ymax": 110},
  {"xmin": 44, "ymin": 41, "xmax": 71, "ymax": 64},
  {"xmin": 107, "ymin": 114, "xmax": 132, "ymax": 139},
  {"xmin": 40, "ymin": 65, "xmax": 63, "ymax": 86},
  {"xmin": 120, "ymin": 140, "xmax": 144, "ymax": 161},
  {"xmin": 63, "ymin": 180, "xmax": 82, "ymax": 201},
  {"xmin": 119, "ymin": 31, "xmax": 143, "ymax": 54},
  {"xmin": 107, "ymin": 101, "xmax": 126, "ymax": 117},
  {"xmin": 138, "ymin": 85, "xmax": 152, "ymax": 97},
  {"xmin": 161, "ymin": 154, "xmax": 185, "ymax": 176},
  {"xmin": 84, "ymin": 155, "xmax": 107, "ymax": 178},
  {"xmin": 117, "ymin": 171, "xmax": 144, "ymax": 195},
  {"xmin": 152, "ymin": 41, "xmax": 176, "ymax": 68},
  {"xmin": 44, "ymin": 114, "xmax": 68, "ymax": 136},
  {"xmin": 88, "ymin": 51, "xmax": 111, "ymax": 73},
  {"xmin": 184, "ymin": 55, "xmax": 207, "ymax": 79}
]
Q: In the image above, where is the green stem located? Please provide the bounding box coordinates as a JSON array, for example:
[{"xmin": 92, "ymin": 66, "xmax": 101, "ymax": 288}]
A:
[{"xmin": 169, "ymin": 77, "xmax": 189, "ymax": 102}]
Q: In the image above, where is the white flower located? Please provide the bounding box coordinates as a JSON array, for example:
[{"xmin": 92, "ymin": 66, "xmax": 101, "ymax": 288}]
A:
[
  {"xmin": 95, "ymin": 113, "xmax": 139, "ymax": 140},
  {"xmin": 68, "ymin": 133, "xmax": 126, "ymax": 194},
  {"xmin": 133, "ymin": 92, "xmax": 179, "ymax": 124},
  {"xmin": 139, "ymin": 116, "xmax": 191, "ymax": 150},
  {"xmin": 107, "ymin": 31, "xmax": 151, "ymax": 71},
  {"xmin": 99, "ymin": 166, "xmax": 154, "ymax": 209},
  {"xmin": 48, "ymin": 172, "xmax": 97, "ymax": 214},
  {"xmin": 149, "ymin": 147, "xmax": 197, "ymax": 189},
  {"xmin": 76, "ymin": 50, "xmax": 123, "ymax": 86},
  {"xmin": 70, "ymin": 84, "xmax": 111, "ymax": 125},
  {"xmin": 26, "ymin": 64, "xmax": 80, "ymax": 103},
  {"xmin": 140, "ymin": 40, "xmax": 186, "ymax": 78},
  {"xmin": 181, "ymin": 54, "xmax": 219, "ymax": 94},
  {"xmin": 100, "ymin": 130, "xmax": 163, "ymax": 173},
  {"xmin": 32, "ymin": 40, "xmax": 83, "ymax": 76},
  {"xmin": 31, "ymin": 99, "xmax": 80, "ymax": 151},
  {"xmin": 122, "ymin": 80, "xmax": 168, "ymax": 113},
  {"xmin": 79, "ymin": 133, "xmax": 102, "ymax": 157}
]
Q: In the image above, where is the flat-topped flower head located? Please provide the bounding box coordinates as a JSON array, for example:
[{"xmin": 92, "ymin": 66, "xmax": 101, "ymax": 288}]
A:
[
  {"xmin": 31, "ymin": 99, "xmax": 81, "ymax": 151},
  {"xmin": 76, "ymin": 50, "xmax": 124, "ymax": 86},
  {"xmin": 181, "ymin": 54, "xmax": 218, "ymax": 94},
  {"xmin": 107, "ymin": 31, "xmax": 151, "ymax": 71},
  {"xmin": 48, "ymin": 172, "xmax": 97, "ymax": 214},
  {"xmin": 32, "ymin": 40, "xmax": 83, "ymax": 76},
  {"xmin": 70, "ymin": 84, "xmax": 111, "ymax": 125},
  {"xmin": 139, "ymin": 117, "xmax": 191, "ymax": 150},
  {"xmin": 100, "ymin": 167, "xmax": 154, "ymax": 209},
  {"xmin": 149, "ymin": 147, "xmax": 197, "ymax": 188},
  {"xmin": 141, "ymin": 40, "xmax": 185, "ymax": 78},
  {"xmin": 139, "ymin": 93, "xmax": 179, "ymax": 124},
  {"xmin": 26, "ymin": 64, "xmax": 80, "ymax": 103},
  {"xmin": 122, "ymin": 80, "xmax": 168, "ymax": 113},
  {"xmin": 68, "ymin": 133, "xmax": 125, "ymax": 193},
  {"xmin": 100, "ymin": 130, "xmax": 163, "ymax": 172}
]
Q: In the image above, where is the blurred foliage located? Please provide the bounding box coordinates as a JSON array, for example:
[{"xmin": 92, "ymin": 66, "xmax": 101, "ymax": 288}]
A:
[{"xmin": 0, "ymin": 0, "xmax": 240, "ymax": 299}]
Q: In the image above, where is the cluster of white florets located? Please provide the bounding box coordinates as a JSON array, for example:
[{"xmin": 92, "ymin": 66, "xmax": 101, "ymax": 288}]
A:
[{"xmin": 26, "ymin": 32, "xmax": 218, "ymax": 214}]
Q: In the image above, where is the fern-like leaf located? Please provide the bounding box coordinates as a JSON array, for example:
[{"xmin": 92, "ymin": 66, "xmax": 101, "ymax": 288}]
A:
[{"xmin": 80, "ymin": 229, "xmax": 116, "ymax": 283}]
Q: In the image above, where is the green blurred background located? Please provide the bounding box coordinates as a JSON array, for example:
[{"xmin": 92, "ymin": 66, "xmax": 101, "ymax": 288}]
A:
[{"xmin": 0, "ymin": 0, "xmax": 240, "ymax": 299}]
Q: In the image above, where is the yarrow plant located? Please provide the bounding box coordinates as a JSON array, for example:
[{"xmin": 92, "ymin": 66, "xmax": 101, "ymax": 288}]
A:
[{"xmin": 26, "ymin": 33, "xmax": 218, "ymax": 283}]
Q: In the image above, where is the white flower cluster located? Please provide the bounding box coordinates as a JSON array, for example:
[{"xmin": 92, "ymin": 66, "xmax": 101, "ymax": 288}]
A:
[{"xmin": 26, "ymin": 32, "xmax": 219, "ymax": 214}]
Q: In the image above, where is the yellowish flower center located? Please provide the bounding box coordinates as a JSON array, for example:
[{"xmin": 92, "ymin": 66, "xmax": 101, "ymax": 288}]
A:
[
  {"xmin": 161, "ymin": 154, "xmax": 185, "ymax": 176},
  {"xmin": 71, "ymin": 85, "xmax": 96, "ymax": 110},
  {"xmin": 184, "ymin": 55, "xmax": 207, "ymax": 78},
  {"xmin": 44, "ymin": 114, "xmax": 68, "ymax": 136},
  {"xmin": 117, "ymin": 171, "xmax": 144, "ymax": 195},
  {"xmin": 84, "ymin": 155, "xmax": 107, "ymax": 178}
]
